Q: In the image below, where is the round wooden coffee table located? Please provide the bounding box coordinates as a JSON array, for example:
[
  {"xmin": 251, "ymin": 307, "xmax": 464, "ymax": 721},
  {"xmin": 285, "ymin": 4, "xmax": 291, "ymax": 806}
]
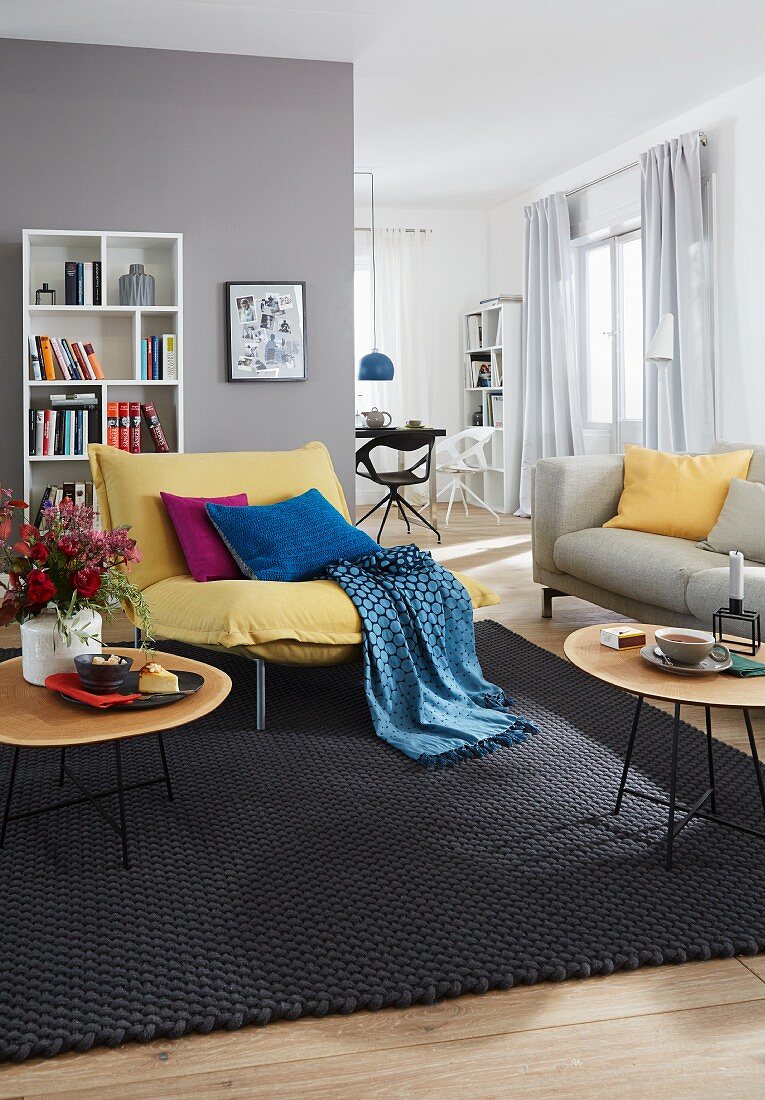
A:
[
  {"xmin": 564, "ymin": 624, "xmax": 765, "ymax": 869},
  {"xmin": 0, "ymin": 648, "xmax": 231, "ymax": 869}
]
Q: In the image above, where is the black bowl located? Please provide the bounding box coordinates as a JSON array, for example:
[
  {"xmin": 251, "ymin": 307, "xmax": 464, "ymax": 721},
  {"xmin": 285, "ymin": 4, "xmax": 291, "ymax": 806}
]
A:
[{"xmin": 74, "ymin": 653, "xmax": 133, "ymax": 694}]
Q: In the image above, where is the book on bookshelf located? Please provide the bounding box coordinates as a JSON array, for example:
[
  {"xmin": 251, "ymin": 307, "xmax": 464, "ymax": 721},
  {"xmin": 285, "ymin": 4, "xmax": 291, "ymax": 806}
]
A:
[
  {"xmin": 64, "ymin": 260, "xmax": 102, "ymax": 306},
  {"xmin": 118, "ymin": 401, "xmax": 130, "ymax": 451},
  {"xmin": 106, "ymin": 401, "xmax": 119, "ymax": 447},
  {"xmin": 129, "ymin": 402, "xmax": 141, "ymax": 454},
  {"xmin": 163, "ymin": 334, "xmax": 176, "ymax": 379},
  {"xmin": 142, "ymin": 402, "xmax": 170, "ymax": 452},
  {"xmin": 489, "ymin": 392, "xmax": 504, "ymax": 429},
  {"xmin": 28, "ymin": 403, "xmax": 93, "ymax": 457},
  {"xmin": 29, "ymin": 336, "xmax": 103, "ymax": 380},
  {"xmin": 33, "ymin": 481, "xmax": 101, "ymax": 529}
]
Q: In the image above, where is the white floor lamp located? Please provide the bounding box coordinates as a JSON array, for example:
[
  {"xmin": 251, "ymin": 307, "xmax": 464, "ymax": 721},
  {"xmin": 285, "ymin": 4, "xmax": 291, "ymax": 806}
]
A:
[{"xmin": 646, "ymin": 313, "xmax": 675, "ymax": 451}]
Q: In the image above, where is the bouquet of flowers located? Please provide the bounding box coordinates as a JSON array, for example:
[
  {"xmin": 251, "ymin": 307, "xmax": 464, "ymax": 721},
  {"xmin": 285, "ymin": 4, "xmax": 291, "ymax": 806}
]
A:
[{"xmin": 0, "ymin": 488, "xmax": 152, "ymax": 646}]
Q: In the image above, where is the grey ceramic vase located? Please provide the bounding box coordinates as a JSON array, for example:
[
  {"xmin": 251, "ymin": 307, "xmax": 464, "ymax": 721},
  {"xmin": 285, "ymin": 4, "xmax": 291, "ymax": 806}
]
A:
[{"xmin": 119, "ymin": 263, "xmax": 155, "ymax": 306}]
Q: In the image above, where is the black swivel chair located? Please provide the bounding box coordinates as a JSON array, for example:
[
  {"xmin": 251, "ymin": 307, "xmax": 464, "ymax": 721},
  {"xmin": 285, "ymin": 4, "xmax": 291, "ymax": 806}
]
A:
[{"xmin": 355, "ymin": 430, "xmax": 440, "ymax": 544}]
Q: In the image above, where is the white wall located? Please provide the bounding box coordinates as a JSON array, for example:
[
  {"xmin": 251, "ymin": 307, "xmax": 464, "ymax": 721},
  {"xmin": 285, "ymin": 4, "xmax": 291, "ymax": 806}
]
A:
[
  {"xmin": 488, "ymin": 68, "xmax": 765, "ymax": 446},
  {"xmin": 356, "ymin": 207, "xmax": 490, "ymax": 502}
]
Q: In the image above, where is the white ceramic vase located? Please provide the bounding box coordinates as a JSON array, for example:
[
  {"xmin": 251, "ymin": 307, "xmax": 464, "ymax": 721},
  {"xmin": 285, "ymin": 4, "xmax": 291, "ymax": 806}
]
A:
[{"xmin": 20, "ymin": 608, "xmax": 102, "ymax": 686}]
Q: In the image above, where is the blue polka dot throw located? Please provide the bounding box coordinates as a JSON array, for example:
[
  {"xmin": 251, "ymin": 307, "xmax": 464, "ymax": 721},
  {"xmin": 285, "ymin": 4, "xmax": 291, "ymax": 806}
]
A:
[{"xmin": 326, "ymin": 544, "xmax": 538, "ymax": 767}]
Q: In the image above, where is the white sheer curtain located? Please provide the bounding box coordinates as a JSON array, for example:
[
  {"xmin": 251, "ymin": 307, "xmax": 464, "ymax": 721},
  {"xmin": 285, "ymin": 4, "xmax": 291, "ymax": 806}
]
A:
[
  {"xmin": 517, "ymin": 193, "xmax": 583, "ymax": 516},
  {"xmin": 356, "ymin": 228, "xmax": 434, "ymax": 428},
  {"xmin": 641, "ymin": 131, "xmax": 713, "ymax": 451}
]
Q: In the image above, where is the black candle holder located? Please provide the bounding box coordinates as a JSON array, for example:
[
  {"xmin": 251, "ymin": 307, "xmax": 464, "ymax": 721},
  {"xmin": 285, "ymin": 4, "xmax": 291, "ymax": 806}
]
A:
[{"xmin": 713, "ymin": 606, "xmax": 761, "ymax": 655}]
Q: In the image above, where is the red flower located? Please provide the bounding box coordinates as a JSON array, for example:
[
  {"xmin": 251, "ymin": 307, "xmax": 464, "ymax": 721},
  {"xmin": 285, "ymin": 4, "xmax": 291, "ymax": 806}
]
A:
[
  {"xmin": 29, "ymin": 543, "xmax": 49, "ymax": 564},
  {"xmin": 58, "ymin": 536, "xmax": 79, "ymax": 558},
  {"xmin": 71, "ymin": 567, "xmax": 101, "ymax": 599},
  {"xmin": 26, "ymin": 570, "xmax": 57, "ymax": 605},
  {"xmin": 19, "ymin": 524, "xmax": 38, "ymax": 541}
]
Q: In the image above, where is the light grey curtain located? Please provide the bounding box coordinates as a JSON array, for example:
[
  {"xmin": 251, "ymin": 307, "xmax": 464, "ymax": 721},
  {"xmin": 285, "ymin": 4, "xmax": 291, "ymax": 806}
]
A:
[
  {"xmin": 517, "ymin": 193, "xmax": 583, "ymax": 516},
  {"xmin": 641, "ymin": 131, "xmax": 713, "ymax": 451}
]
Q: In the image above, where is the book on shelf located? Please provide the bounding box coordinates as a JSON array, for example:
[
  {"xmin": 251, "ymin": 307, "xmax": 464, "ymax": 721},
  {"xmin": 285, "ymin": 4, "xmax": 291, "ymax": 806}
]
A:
[
  {"xmin": 33, "ymin": 482, "xmax": 101, "ymax": 529},
  {"xmin": 118, "ymin": 401, "xmax": 130, "ymax": 451},
  {"xmin": 28, "ymin": 336, "xmax": 42, "ymax": 380},
  {"xmin": 64, "ymin": 260, "xmax": 102, "ymax": 306},
  {"xmin": 142, "ymin": 402, "xmax": 170, "ymax": 452},
  {"xmin": 106, "ymin": 401, "xmax": 119, "ymax": 448},
  {"xmin": 139, "ymin": 334, "xmax": 175, "ymax": 380},
  {"xmin": 489, "ymin": 392, "xmax": 504, "ymax": 429},
  {"xmin": 129, "ymin": 401, "xmax": 141, "ymax": 454},
  {"xmin": 29, "ymin": 336, "xmax": 103, "ymax": 380},
  {"xmin": 466, "ymin": 314, "xmax": 483, "ymax": 350},
  {"xmin": 29, "ymin": 403, "xmax": 92, "ymax": 457}
]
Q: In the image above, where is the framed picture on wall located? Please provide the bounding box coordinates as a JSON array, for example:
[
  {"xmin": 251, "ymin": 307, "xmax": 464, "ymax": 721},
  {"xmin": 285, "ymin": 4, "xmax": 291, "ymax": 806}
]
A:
[{"xmin": 225, "ymin": 281, "xmax": 307, "ymax": 382}]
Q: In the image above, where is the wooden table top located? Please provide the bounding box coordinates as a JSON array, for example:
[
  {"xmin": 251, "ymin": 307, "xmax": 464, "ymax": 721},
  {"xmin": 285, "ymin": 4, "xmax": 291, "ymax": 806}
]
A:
[
  {"xmin": 564, "ymin": 624, "xmax": 765, "ymax": 709},
  {"xmin": 0, "ymin": 648, "xmax": 232, "ymax": 747}
]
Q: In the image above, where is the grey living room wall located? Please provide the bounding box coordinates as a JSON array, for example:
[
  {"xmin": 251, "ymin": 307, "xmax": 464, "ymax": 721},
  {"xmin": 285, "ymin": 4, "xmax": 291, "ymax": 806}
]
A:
[{"xmin": 0, "ymin": 38, "xmax": 354, "ymax": 500}]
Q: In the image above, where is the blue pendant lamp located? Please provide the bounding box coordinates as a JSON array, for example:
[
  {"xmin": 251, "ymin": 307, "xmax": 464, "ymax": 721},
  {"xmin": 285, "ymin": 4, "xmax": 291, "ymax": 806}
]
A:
[{"xmin": 357, "ymin": 171, "xmax": 395, "ymax": 381}]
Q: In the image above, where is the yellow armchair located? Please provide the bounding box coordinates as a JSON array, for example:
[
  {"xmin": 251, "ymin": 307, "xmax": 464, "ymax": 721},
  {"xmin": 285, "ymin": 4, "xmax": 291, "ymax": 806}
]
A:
[{"xmin": 89, "ymin": 441, "xmax": 499, "ymax": 726}]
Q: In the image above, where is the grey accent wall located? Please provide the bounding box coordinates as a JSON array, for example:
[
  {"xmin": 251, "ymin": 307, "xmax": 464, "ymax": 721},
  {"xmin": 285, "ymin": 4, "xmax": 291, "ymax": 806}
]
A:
[{"xmin": 0, "ymin": 39, "xmax": 354, "ymax": 500}]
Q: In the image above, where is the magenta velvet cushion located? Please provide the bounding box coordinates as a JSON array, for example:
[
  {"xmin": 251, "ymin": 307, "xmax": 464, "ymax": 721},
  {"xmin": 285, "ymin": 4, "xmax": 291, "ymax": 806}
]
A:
[{"xmin": 160, "ymin": 491, "xmax": 248, "ymax": 582}]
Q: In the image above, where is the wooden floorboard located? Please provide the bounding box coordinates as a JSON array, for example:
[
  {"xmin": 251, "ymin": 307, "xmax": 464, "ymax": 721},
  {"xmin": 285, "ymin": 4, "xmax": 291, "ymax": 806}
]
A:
[{"xmin": 1, "ymin": 507, "xmax": 763, "ymax": 1097}]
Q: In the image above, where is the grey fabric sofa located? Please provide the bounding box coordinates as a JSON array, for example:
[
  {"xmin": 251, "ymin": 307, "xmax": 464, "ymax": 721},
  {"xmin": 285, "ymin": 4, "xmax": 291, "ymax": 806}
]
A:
[{"xmin": 531, "ymin": 442, "xmax": 765, "ymax": 627}]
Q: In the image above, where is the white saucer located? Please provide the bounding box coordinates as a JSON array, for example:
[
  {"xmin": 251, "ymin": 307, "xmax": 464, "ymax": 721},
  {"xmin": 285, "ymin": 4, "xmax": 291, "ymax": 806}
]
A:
[{"xmin": 640, "ymin": 644, "xmax": 732, "ymax": 676}]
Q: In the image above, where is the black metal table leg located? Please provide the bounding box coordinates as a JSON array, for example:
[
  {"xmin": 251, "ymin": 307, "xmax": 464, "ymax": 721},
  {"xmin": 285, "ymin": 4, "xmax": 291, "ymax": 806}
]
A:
[
  {"xmin": 705, "ymin": 707, "xmax": 717, "ymax": 814},
  {"xmin": 743, "ymin": 709, "xmax": 765, "ymax": 816},
  {"xmin": 666, "ymin": 703, "xmax": 682, "ymax": 870},
  {"xmin": 114, "ymin": 740, "xmax": 130, "ymax": 870},
  {"xmin": 0, "ymin": 746, "xmax": 19, "ymax": 848},
  {"xmin": 157, "ymin": 733, "xmax": 173, "ymax": 802},
  {"xmin": 614, "ymin": 695, "xmax": 643, "ymax": 814},
  {"xmin": 58, "ymin": 747, "xmax": 66, "ymax": 788}
]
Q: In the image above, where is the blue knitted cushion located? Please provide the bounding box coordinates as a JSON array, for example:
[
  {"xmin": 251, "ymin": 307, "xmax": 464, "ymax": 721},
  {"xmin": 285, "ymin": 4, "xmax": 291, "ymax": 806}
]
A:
[{"xmin": 205, "ymin": 489, "xmax": 379, "ymax": 582}]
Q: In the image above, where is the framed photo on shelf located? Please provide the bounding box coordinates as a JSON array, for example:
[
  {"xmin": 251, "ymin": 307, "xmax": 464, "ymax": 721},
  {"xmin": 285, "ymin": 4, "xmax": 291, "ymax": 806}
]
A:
[{"xmin": 225, "ymin": 282, "xmax": 307, "ymax": 382}]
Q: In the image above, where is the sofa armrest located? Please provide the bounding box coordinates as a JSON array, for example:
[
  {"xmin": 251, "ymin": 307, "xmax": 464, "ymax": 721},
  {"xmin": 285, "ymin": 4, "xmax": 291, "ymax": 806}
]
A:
[{"xmin": 531, "ymin": 455, "xmax": 625, "ymax": 574}]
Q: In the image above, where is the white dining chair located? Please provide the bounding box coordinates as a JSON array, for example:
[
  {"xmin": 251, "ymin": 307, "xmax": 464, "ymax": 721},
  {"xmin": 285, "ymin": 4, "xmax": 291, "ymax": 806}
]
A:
[{"xmin": 435, "ymin": 427, "xmax": 500, "ymax": 528}]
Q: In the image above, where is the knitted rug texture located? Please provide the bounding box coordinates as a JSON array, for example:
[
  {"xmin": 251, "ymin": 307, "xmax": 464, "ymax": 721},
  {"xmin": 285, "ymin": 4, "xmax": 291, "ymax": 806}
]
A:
[{"xmin": 0, "ymin": 621, "xmax": 763, "ymax": 1063}]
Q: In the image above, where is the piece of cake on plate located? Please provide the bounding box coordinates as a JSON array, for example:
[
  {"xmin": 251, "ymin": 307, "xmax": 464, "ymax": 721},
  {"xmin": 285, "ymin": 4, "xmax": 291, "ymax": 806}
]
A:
[{"xmin": 138, "ymin": 661, "xmax": 180, "ymax": 694}]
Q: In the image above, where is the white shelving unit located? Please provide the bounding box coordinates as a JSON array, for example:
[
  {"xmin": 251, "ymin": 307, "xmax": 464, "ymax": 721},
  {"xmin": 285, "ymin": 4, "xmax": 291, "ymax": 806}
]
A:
[
  {"xmin": 22, "ymin": 229, "xmax": 183, "ymax": 519},
  {"xmin": 461, "ymin": 297, "xmax": 523, "ymax": 513}
]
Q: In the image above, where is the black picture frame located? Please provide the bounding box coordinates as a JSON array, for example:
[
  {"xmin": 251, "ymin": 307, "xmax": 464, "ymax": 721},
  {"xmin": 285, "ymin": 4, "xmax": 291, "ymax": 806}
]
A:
[{"xmin": 225, "ymin": 281, "xmax": 307, "ymax": 382}]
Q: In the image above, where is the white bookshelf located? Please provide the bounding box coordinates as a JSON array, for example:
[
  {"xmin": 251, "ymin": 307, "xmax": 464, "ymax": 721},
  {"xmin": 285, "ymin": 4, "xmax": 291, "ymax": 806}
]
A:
[
  {"xmin": 22, "ymin": 230, "xmax": 183, "ymax": 519},
  {"xmin": 461, "ymin": 298, "xmax": 523, "ymax": 513}
]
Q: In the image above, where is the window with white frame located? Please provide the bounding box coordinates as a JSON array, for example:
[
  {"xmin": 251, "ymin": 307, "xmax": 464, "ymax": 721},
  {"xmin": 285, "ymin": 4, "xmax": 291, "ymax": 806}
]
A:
[{"xmin": 575, "ymin": 229, "xmax": 643, "ymax": 449}]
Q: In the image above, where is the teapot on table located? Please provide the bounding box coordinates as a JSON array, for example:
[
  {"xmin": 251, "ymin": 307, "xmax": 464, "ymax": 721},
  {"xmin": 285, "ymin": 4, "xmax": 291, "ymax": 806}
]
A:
[{"xmin": 363, "ymin": 408, "xmax": 392, "ymax": 429}]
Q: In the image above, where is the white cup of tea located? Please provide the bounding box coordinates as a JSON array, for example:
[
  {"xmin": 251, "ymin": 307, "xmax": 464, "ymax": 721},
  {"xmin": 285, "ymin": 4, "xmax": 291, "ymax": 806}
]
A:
[
  {"xmin": 405, "ymin": 419, "xmax": 422, "ymax": 428},
  {"xmin": 654, "ymin": 627, "xmax": 730, "ymax": 666}
]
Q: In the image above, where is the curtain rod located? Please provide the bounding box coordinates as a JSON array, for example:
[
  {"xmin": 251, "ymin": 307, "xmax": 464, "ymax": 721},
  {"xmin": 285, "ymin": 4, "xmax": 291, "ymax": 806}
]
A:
[
  {"xmin": 354, "ymin": 227, "xmax": 430, "ymax": 234},
  {"xmin": 565, "ymin": 131, "xmax": 708, "ymax": 199}
]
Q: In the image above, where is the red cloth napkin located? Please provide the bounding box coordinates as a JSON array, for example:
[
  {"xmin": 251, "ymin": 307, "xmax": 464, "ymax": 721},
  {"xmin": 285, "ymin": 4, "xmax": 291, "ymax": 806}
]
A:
[{"xmin": 45, "ymin": 673, "xmax": 142, "ymax": 708}]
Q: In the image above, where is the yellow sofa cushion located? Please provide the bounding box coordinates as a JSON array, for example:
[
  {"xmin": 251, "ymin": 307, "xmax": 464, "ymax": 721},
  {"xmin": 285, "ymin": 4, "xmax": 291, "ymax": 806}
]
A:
[
  {"xmin": 141, "ymin": 571, "xmax": 500, "ymax": 666},
  {"xmin": 89, "ymin": 441, "xmax": 350, "ymax": 591},
  {"xmin": 603, "ymin": 445, "xmax": 753, "ymax": 542}
]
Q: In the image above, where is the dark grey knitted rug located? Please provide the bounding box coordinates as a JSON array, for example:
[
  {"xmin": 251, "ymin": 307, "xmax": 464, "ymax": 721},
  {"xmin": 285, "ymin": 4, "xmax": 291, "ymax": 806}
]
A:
[{"xmin": 0, "ymin": 620, "xmax": 763, "ymax": 1063}]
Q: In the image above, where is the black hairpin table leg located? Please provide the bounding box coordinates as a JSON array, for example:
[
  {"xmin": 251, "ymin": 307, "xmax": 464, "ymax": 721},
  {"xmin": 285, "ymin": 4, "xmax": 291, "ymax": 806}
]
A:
[
  {"xmin": 614, "ymin": 695, "xmax": 643, "ymax": 814},
  {"xmin": 705, "ymin": 707, "xmax": 717, "ymax": 814},
  {"xmin": 157, "ymin": 733, "xmax": 174, "ymax": 803},
  {"xmin": 0, "ymin": 746, "xmax": 19, "ymax": 848},
  {"xmin": 666, "ymin": 703, "xmax": 682, "ymax": 870},
  {"xmin": 743, "ymin": 709, "xmax": 765, "ymax": 816}
]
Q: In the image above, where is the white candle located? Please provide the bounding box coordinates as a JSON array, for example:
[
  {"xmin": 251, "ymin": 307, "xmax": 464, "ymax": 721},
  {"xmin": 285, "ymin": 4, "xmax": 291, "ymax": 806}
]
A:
[{"xmin": 729, "ymin": 550, "xmax": 745, "ymax": 605}]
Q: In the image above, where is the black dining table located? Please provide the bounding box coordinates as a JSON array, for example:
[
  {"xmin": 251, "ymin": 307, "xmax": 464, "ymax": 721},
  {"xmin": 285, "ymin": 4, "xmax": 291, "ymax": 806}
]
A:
[{"xmin": 355, "ymin": 426, "xmax": 447, "ymax": 530}]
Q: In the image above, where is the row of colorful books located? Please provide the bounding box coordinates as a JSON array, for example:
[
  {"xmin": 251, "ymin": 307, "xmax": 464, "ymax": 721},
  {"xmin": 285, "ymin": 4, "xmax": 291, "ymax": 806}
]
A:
[
  {"xmin": 107, "ymin": 402, "xmax": 170, "ymax": 453},
  {"xmin": 64, "ymin": 261, "xmax": 102, "ymax": 306},
  {"xmin": 34, "ymin": 483, "xmax": 102, "ymax": 528},
  {"xmin": 141, "ymin": 335, "xmax": 176, "ymax": 380},
  {"xmin": 29, "ymin": 335, "xmax": 104, "ymax": 381},
  {"xmin": 29, "ymin": 405, "xmax": 93, "ymax": 457}
]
